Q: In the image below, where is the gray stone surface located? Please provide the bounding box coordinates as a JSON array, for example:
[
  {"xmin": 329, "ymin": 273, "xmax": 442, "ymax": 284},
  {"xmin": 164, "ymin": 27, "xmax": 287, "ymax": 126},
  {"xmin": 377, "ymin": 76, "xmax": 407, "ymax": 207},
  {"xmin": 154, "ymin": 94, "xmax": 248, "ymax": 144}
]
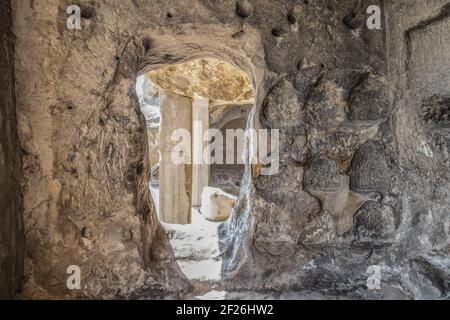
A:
[{"xmin": 0, "ymin": 0, "xmax": 446, "ymax": 299}]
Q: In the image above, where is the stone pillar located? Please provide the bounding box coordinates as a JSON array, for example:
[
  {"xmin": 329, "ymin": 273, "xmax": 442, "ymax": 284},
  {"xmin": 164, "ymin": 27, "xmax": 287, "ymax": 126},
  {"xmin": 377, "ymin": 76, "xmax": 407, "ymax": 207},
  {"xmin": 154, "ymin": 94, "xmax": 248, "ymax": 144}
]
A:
[
  {"xmin": 159, "ymin": 90, "xmax": 193, "ymax": 224},
  {"xmin": 192, "ymin": 97, "xmax": 210, "ymax": 207}
]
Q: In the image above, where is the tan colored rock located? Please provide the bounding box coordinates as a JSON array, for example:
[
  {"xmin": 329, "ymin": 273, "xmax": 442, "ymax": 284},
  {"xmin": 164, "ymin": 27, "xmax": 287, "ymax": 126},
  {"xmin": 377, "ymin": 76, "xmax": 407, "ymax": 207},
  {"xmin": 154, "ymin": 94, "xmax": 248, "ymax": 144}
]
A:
[
  {"xmin": 146, "ymin": 58, "xmax": 254, "ymax": 104},
  {"xmin": 200, "ymin": 187, "xmax": 237, "ymax": 221}
]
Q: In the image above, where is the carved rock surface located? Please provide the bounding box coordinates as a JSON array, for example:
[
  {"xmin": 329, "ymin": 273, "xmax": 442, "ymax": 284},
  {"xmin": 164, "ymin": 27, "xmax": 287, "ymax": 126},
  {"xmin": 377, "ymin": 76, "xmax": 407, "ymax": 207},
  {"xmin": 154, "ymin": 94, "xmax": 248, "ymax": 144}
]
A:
[{"xmin": 1, "ymin": 0, "xmax": 448, "ymax": 300}]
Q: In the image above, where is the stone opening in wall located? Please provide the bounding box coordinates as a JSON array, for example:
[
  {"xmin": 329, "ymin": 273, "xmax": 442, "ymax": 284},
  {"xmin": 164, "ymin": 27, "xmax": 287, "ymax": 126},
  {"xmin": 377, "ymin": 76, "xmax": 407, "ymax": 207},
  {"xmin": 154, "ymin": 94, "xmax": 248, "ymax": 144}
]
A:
[{"xmin": 135, "ymin": 57, "xmax": 255, "ymax": 293}]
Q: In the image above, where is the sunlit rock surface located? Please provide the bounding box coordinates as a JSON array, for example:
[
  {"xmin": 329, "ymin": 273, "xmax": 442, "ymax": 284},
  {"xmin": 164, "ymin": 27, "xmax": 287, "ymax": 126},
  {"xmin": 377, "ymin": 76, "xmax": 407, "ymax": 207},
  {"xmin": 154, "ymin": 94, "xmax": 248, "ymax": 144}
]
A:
[{"xmin": 147, "ymin": 58, "xmax": 254, "ymax": 103}]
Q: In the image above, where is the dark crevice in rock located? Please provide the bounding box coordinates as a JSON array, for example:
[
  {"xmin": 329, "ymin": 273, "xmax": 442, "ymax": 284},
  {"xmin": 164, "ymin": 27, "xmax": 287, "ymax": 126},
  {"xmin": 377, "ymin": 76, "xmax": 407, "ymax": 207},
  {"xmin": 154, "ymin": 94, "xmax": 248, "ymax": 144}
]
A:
[{"xmin": 0, "ymin": 0, "xmax": 24, "ymax": 299}]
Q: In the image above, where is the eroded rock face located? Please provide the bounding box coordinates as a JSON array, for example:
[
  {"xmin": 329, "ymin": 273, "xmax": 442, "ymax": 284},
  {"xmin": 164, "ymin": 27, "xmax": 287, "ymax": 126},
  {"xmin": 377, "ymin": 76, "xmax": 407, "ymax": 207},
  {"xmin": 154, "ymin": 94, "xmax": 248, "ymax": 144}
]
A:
[
  {"xmin": 7, "ymin": 0, "xmax": 449, "ymax": 299},
  {"xmin": 382, "ymin": 0, "xmax": 450, "ymax": 299},
  {"xmin": 147, "ymin": 58, "xmax": 254, "ymax": 104}
]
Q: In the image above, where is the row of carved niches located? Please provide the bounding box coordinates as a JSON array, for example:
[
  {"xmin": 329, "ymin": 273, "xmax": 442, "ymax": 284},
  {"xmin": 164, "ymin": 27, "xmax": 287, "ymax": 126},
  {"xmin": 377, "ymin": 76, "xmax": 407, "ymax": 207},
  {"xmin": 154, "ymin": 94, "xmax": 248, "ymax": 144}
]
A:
[
  {"xmin": 295, "ymin": 64, "xmax": 397, "ymax": 240},
  {"xmin": 304, "ymin": 142, "xmax": 393, "ymax": 194},
  {"xmin": 303, "ymin": 141, "xmax": 400, "ymax": 241}
]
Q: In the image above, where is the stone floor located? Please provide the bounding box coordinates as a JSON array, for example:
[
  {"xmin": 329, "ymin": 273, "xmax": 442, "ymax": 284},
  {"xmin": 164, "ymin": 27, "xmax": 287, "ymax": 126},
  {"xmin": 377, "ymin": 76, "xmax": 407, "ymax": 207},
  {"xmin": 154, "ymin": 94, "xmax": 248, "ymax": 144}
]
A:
[{"xmin": 162, "ymin": 209, "xmax": 223, "ymax": 292}]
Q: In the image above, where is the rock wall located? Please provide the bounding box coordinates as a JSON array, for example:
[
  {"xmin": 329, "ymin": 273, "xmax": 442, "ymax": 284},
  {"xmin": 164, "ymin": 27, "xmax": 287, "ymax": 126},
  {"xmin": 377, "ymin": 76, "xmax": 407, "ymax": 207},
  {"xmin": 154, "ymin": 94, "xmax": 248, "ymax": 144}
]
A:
[
  {"xmin": 147, "ymin": 58, "xmax": 254, "ymax": 104},
  {"xmin": 0, "ymin": 0, "xmax": 24, "ymax": 299},
  {"xmin": 383, "ymin": 0, "xmax": 450, "ymax": 299},
  {"xmin": 220, "ymin": 0, "xmax": 449, "ymax": 299},
  {"xmin": 12, "ymin": 0, "xmax": 190, "ymax": 299},
  {"xmin": 221, "ymin": 0, "xmax": 397, "ymax": 297},
  {"xmin": 10, "ymin": 0, "xmax": 449, "ymax": 299}
]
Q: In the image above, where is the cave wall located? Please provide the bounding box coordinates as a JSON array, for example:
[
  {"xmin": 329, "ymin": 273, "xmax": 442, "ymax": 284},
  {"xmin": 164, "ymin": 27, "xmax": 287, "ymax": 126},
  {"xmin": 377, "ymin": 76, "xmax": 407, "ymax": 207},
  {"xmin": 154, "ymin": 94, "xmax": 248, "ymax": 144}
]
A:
[
  {"xmin": 221, "ymin": 0, "xmax": 398, "ymax": 297},
  {"xmin": 10, "ymin": 0, "xmax": 449, "ymax": 299},
  {"xmin": 384, "ymin": 0, "xmax": 450, "ymax": 299},
  {"xmin": 0, "ymin": 0, "xmax": 24, "ymax": 299},
  {"xmin": 221, "ymin": 0, "xmax": 448, "ymax": 299},
  {"xmin": 12, "ymin": 0, "xmax": 190, "ymax": 299}
]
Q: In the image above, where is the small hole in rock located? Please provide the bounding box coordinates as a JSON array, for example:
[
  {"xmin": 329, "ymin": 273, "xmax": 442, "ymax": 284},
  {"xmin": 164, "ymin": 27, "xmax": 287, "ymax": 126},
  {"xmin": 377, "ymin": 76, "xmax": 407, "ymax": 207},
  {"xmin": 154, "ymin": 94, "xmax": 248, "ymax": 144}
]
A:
[
  {"xmin": 271, "ymin": 27, "xmax": 285, "ymax": 37},
  {"xmin": 80, "ymin": 6, "xmax": 96, "ymax": 19},
  {"xmin": 142, "ymin": 38, "xmax": 152, "ymax": 53},
  {"xmin": 343, "ymin": 12, "xmax": 361, "ymax": 29},
  {"xmin": 287, "ymin": 11, "xmax": 297, "ymax": 24},
  {"xmin": 163, "ymin": 53, "xmax": 173, "ymax": 61},
  {"xmin": 81, "ymin": 227, "xmax": 91, "ymax": 238},
  {"xmin": 66, "ymin": 101, "xmax": 75, "ymax": 110}
]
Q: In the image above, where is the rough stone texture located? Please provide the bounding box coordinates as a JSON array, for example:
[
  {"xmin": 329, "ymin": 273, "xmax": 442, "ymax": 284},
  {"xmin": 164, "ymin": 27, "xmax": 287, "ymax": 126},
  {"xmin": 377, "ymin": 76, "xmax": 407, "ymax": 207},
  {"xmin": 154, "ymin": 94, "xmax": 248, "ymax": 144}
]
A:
[
  {"xmin": 383, "ymin": 0, "xmax": 450, "ymax": 299},
  {"xmin": 4, "ymin": 0, "xmax": 449, "ymax": 299},
  {"xmin": 147, "ymin": 58, "xmax": 254, "ymax": 104},
  {"xmin": 219, "ymin": 0, "xmax": 449, "ymax": 300},
  {"xmin": 0, "ymin": 0, "xmax": 24, "ymax": 299},
  {"xmin": 309, "ymin": 175, "xmax": 375, "ymax": 236}
]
